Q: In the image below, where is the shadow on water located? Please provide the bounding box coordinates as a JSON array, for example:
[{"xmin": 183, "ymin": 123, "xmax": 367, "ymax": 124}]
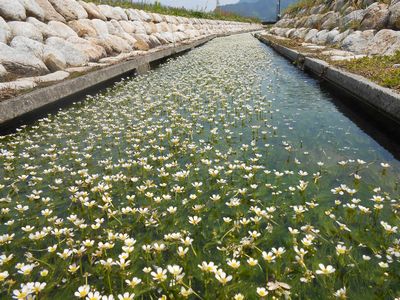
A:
[{"xmin": 317, "ymin": 78, "xmax": 400, "ymax": 160}]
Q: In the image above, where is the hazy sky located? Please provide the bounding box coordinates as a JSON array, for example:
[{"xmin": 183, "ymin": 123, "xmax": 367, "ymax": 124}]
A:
[{"xmin": 133, "ymin": 0, "xmax": 239, "ymax": 11}]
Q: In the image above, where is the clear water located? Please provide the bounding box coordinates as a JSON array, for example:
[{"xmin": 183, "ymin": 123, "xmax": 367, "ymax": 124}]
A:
[{"xmin": 0, "ymin": 33, "xmax": 399, "ymax": 299}]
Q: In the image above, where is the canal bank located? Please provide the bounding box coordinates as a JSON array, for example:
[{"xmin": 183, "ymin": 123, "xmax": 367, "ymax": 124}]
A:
[{"xmin": 254, "ymin": 33, "xmax": 400, "ymax": 135}]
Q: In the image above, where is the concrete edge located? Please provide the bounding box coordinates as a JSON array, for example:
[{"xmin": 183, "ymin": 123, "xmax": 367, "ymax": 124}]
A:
[
  {"xmin": 0, "ymin": 30, "xmax": 255, "ymax": 126},
  {"xmin": 255, "ymin": 33, "xmax": 400, "ymax": 127}
]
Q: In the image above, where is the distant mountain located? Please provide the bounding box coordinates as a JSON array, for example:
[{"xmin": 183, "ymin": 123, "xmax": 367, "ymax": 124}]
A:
[{"xmin": 218, "ymin": 0, "xmax": 298, "ymax": 22}]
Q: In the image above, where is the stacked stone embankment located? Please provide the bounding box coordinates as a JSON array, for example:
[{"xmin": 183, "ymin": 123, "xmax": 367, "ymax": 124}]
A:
[
  {"xmin": 265, "ymin": 0, "xmax": 400, "ymax": 59},
  {"xmin": 0, "ymin": 0, "xmax": 261, "ymax": 92}
]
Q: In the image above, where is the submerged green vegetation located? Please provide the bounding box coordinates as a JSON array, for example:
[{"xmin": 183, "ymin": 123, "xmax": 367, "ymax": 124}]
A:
[
  {"xmin": 83, "ymin": 0, "xmax": 260, "ymax": 23},
  {"xmin": 0, "ymin": 34, "xmax": 399, "ymax": 299}
]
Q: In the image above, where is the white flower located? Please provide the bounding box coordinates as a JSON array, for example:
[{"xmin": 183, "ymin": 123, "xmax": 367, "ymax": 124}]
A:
[
  {"xmin": 151, "ymin": 268, "xmax": 167, "ymax": 282},
  {"xmin": 117, "ymin": 292, "xmax": 134, "ymax": 300},
  {"xmin": 0, "ymin": 270, "xmax": 9, "ymax": 281},
  {"xmin": 125, "ymin": 277, "xmax": 141, "ymax": 288},
  {"xmin": 256, "ymin": 287, "xmax": 268, "ymax": 297},
  {"xmin": 86, "ymin": 291, "xmax": 102, "ymax": 300},
  {"xmin": 75, "ymin": 285, "xmax": 90, "ymax": 298},
  {"xmin": 215, "ymin": 270, "xmax": 232, "ymax": 285},
  {"xmin": 316, "ymin": 264, "xmax": 335, "ymax": 275}
]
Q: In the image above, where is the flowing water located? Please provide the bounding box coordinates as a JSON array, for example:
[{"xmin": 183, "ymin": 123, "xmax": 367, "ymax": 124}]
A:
[{"xmin": 0, "ymin": 33, "xmax": 399, "ymax": 299}]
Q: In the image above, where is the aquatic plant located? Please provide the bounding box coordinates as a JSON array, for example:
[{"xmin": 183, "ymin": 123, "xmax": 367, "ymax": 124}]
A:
[{"xmin": 0, "ymin": 34, "xmax": 399, "ymax": 299}]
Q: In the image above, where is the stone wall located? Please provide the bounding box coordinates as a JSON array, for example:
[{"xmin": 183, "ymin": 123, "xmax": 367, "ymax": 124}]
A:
[
  {"xmin": 266, "ymin": 0, "xmax": 400, "ymax": 56},
  {"xmin": 0, "ymin": 0, "xmax": 261, "ymax": 91}
]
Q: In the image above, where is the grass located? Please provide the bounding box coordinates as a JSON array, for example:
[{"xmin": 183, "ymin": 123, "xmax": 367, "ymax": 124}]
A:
[
  {"xmin": 331, "ymin": 52, "xmax": 400, "ymax": 92},
  {"xmin": 84, "ymin": 0, "xmax": 260, "ymax": 23},
  {"xmin": 284, "ymin": 0, "xmax": 323, "ymax": 15},
  {"xmin": 284, "ymin": 0, "xmax": 391, "ymax": 16}
]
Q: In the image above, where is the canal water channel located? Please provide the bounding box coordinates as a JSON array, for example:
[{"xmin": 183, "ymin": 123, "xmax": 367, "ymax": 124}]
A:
[{"xmin": 0, "ymin": 33, "xmax": 399, "ymax": 299}]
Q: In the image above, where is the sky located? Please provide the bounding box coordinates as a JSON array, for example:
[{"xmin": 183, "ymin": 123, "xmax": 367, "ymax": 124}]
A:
[{"xmin": 132, "ymin": 0, "xmax": 239, "ymax": 11}]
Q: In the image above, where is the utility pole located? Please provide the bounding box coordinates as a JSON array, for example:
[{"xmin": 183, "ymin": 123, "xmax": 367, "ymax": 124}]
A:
[{"xmin": 276, "ymin": 0, "xmax": 281, "ymax": 21}]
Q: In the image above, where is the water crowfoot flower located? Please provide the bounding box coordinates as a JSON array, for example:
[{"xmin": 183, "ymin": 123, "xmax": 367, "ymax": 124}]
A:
[{"xmin": 316, "ymin": 264, "xmax": 336, "ymax": 275}]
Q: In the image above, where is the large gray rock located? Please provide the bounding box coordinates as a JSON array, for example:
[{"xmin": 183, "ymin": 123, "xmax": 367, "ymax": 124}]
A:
[
  {"xmin": 304, "ymin": 14, "xmax": 323, "ymax": 28},
  {"xmin": 137, "ymin": 10, "xmax": 152, "ymax": 22},
  {"xmin": 33, "ymin": 70, "xmax": 70, "ymax": 83},
  {"xmin": 78, "ymin": 1, "xmax": 106, "ymax": 21},
  {"xmin": 26, "ymin": 17, "xmax": 57, "ymax": 38},
  {"xmin": 158, "ymin": 32, "xmax": 176, "ymax": 43},
  {"xmin": 91, "ymin": 19, "xmax": 109, "ymax": 37},
  {"xmin": 0, "ymin": 42, "xmax": 48, "ymax": 76},
  {"xmin": 147, "ymin": 35, "xmax": 161, "ymax": 48},
  {"xmin": 313, "ymin": 30, "xmax": 330, "ymax": 45},
  {"xmin": 97, "ymin": 5, "xmax": 127, "ymax": 21},
  {"xmin": 68, "ymin": 19, "xmax": 97, "ymax": 37},
  {"xmin": 341, "ymin": 9, "xmax": 366, "ymax": 29},
  {"xmin": 0, "ymin": 79, "xmax": 37, "ymax": 91},
  {"xmin": 35, "ymin": 0, "xmax": 65, "ymax": 22},
  {"xmin": 10, "ymin": 36, "xmax": 45, "ymax": 58},
  {"xmin": 8, "ymin": 21, "xmax": 43, "ymax": 42},
  {"xmin": 0, "ymin": 64, "xmax": 7, "ymax": 80},
  {"xmin": 0, "ymin": 0, "xmax": 26, "ymax": 21},
  {"xmin": 321, "ymin": 12, "xmax": 340, "ymax": 30},
  {"xmin": 46, "ymin": 37, "xmax": 88, "ymax": 66},
  {"xmin": 292, "ymin": 28, "xmax": 310, "ymax": 39},
  {"xmin": 86, "ymin": 36, "xmax": 113, "ymax": 55},
  {"xmin": 332, "ymin": 29, "xmax": 353, "ymax": 44},
  {"xmin": 43, "ymin": 45, "xmax": 66, "ymax": 71},
  {"xmin": 107, "ymin": 20, "xmax": 126, "ymax": 36},
  {"xmin": 151, "ymin": 13, "xmax": 163, "ymax": 23},
  {"xmin": 119, "ymin": 20, "xmax": 136, "ymax": 34},
  {"xmin": 112, "ymin": 6, "xmax": 128, "ymax": 21},
  {"xmin": 133, "ymin": 21, "xmax": 147, "ymax": 35},
  {"xmin": 126, "ymin": 9, "xmax": 141, "ymax": 21},
  {"xmin": 153, "ymin": 32, "xmax": 168, "ymax": 44},
  {"xmin": 388, "ymin": 2, "xmax": 400, "ymax": 29},
  {"xmin": 48, "ymin": 21, "xmax": 78, "ymax": 39},
  {"xmin": 304, "ymin": 29, "xmax": 319, "ymax": 42},
  {"xmin": 17, "ymin": 0, "xmax": 44, "ymax": 21},
  {"xmin": 133, "ymin": 34, "xmax": 151, "ymax": 50},
  {"xmin": 48, "ymin": 0, "xmax": 88, "ymax": 21},
  {"xmin": 0, "ymin": 16, "xmax": 11, "ymax": 44},
  {"xmin": 360, "ymin": 3, "xmax": 390, "ymax": 30},
  {"xmin": 156, "ymin": 22, "xmax": 170, "ymax": 32},
  {"xmin": 367, "ymin": 29, "xmax": 400, "ymax": 55},
  {"xmin": 66, "ymin": 36, "xmax": 106, "ymax": 61},
  {"xmin": 341, "ymin": 30, "xmax": 375, "ymax": 53},
  {"xmin": 87, "ymin": 34, "xmax": 133, "ymax": 54},
  {"xmin": 103, "ymin": 34, "xmax": 132, "ymax": 53},
  {"xmin": 144, "ymin": 22, "xmax": 158, "ymax": 34},
  {"xmin": 326, "ymin": 29, "xmax": 340, "ymax": 44}
]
